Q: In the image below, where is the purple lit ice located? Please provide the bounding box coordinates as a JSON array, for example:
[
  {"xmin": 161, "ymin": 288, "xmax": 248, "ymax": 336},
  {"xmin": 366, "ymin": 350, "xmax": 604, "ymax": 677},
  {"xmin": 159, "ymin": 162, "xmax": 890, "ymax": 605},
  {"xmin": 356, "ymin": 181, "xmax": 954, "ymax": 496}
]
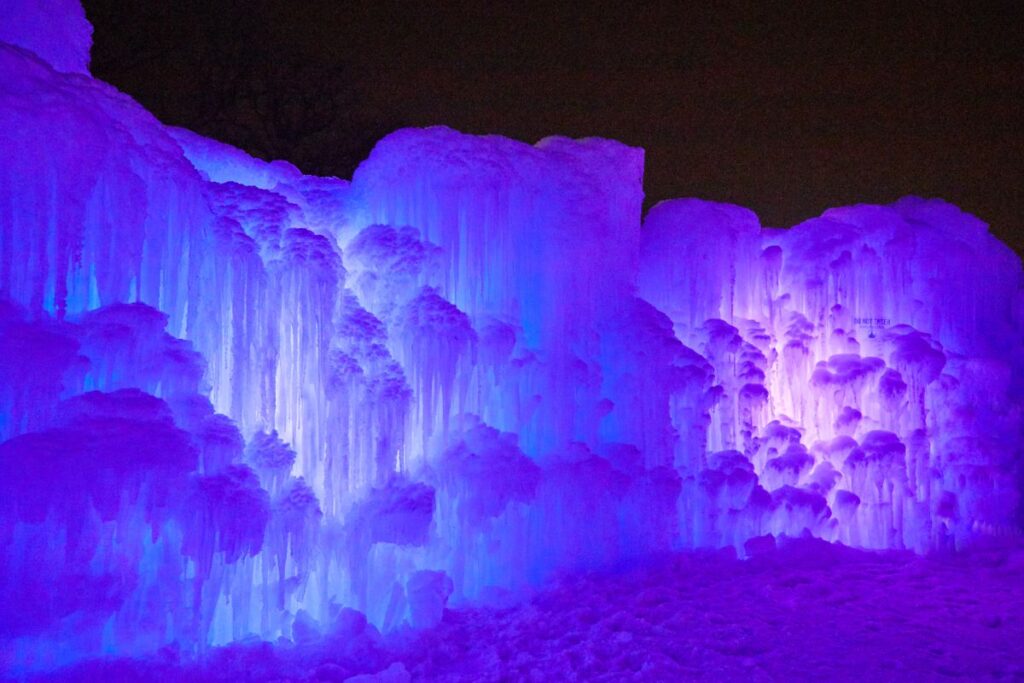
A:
[{"xmin": 1, "ymin": 2, "xmax": 1022, "ymax": 679}]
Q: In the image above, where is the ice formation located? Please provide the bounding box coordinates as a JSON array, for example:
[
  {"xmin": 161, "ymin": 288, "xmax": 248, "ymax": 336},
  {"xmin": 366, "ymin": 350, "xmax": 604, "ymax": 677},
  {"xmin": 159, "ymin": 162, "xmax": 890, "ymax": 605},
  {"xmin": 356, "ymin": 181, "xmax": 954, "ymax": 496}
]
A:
[{"xmin": 1, "ymin": 2, "xmax": 1022, "ymax": 674}]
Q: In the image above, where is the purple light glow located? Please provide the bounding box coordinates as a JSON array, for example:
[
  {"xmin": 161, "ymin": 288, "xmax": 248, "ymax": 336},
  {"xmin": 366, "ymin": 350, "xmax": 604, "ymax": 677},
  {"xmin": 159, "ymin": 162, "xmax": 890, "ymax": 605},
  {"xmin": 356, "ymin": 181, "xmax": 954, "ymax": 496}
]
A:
[{"xmin": 1, "ymin": 3, "xmax": 1022, "ymax": 680}]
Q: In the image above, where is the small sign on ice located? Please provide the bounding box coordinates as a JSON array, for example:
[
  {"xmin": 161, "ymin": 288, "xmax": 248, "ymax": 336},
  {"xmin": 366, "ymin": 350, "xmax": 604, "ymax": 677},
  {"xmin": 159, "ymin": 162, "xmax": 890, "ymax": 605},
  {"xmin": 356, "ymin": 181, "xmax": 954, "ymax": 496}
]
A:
[{"xmin": 853, "ymin": 316, "xmax": 890, "ymax": 339}]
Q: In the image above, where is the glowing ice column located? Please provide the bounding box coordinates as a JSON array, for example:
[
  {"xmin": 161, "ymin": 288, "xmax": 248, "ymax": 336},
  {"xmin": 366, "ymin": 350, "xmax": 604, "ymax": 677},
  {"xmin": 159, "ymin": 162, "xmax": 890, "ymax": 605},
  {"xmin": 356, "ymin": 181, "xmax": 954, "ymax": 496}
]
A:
[
  {"xmin": 270, "ymin": 228, "xmax": 343, "ymax": 491},
  {"xmin": 352, "ymin": 127, "xmax": 645, "ymax": 458}
]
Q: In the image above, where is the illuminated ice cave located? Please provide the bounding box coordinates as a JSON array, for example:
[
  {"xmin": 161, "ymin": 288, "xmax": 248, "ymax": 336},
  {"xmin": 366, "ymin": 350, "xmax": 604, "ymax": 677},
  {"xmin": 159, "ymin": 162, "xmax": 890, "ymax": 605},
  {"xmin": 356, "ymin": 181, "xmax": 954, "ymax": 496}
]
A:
[{"xmin": 1, "ymin": 2, "xmax": 1022, "ymax": 680}]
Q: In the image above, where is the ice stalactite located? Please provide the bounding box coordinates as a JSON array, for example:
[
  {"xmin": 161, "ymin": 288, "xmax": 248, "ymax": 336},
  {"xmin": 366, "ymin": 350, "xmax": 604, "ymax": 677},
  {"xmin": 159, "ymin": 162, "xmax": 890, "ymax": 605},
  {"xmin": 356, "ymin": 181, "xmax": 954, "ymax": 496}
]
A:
[
  {"xmin": 428, "ymin": 418, "xmax": 540, "ymax": 601},
  {"xmin": 639, "ymin": 200, "xmax": 761, "ymax": 345},
  {"xmin": 0, "ymin": 300, "xmax": 85, "ymax": 441},
  {"xmin": 328, "ymin": 292, "xmax": 410, "ymax": 500},
  {"xmin": 395, "ymin": 286, "xmax": 476, "ymax": 469},
  {"xmin": 351, "ymin": 127, "xmax": 645, "ymax": 458},
  {"xmin": 342, "ymin": 224, "xmax": 443, "ymax": 323},
  {"xmin": 270, "ymin": 227, "xmax": 343, "ymax": 489}
]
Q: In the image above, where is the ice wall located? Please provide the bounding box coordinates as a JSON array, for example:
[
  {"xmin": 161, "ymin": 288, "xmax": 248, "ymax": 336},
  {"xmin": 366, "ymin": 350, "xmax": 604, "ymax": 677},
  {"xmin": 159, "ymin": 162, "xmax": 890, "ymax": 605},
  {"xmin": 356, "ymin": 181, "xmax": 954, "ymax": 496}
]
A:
[
  {"xmin": 640, "ymin": 198, "xmax": 1024, "ymax": 551},
  {"xmin": 1, "ymin": 3, "xmax": 1023, "ymax": 673},
  {"xmin": 0, "ymin": 0, "xmax": 92, "ymax": 75}
]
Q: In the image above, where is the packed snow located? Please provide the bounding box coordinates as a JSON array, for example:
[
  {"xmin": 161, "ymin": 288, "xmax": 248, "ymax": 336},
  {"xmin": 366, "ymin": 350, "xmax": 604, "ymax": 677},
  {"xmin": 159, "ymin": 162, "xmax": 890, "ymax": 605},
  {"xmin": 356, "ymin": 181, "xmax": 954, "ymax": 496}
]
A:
[{"xmin": 21, "ymin": 538, "xmax": 1024, "ymax": 682}]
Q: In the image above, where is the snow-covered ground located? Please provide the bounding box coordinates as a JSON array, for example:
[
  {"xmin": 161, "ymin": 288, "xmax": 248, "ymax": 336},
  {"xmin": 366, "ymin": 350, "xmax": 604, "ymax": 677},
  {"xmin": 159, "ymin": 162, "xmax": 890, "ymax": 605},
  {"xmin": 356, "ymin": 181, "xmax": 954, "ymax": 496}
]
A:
[{"xmin": 27, "ymin": 537, "xmax": 1024, "ymax": 682}]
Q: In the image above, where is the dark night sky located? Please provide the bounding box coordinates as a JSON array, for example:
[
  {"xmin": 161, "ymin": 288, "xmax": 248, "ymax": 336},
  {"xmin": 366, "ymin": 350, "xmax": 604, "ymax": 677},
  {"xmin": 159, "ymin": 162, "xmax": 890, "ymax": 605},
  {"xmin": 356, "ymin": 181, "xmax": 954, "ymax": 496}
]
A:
[{"xmin": 83, "ymin": 1, "xmax": 1024, "ymax": 253}]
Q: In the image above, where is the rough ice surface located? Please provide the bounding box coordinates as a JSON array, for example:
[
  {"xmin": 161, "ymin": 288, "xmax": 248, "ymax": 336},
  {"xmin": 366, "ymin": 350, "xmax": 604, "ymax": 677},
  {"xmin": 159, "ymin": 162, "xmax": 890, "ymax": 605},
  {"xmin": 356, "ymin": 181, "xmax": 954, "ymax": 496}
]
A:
[
  {"xmin": 1, "ymin": 4, "xmax": 1023, "ymax": 679},
  {"xmin": 0, "ymin": 0, "xmax": 92, "ymax": 76}
]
